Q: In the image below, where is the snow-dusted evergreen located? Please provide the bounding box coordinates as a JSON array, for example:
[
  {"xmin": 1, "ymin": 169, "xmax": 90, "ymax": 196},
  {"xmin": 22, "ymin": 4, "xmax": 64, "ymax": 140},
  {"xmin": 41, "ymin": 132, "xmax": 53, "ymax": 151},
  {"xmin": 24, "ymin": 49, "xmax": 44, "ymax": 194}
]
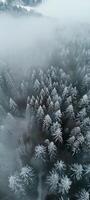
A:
[{"xmin": 0, "ymin": 37, "xmax": 90, "ymax": 199}]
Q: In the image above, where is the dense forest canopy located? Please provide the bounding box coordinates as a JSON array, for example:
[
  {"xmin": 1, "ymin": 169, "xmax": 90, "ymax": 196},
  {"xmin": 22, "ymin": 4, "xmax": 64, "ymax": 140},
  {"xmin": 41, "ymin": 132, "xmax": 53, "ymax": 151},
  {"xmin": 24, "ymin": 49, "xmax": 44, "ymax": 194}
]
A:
[
  {"xmin": 0, "ymin": 0, "xmax": 43, "ymax": 5},
  {"xmin": 0, "ymin": 0, "xmax": 90, "ymax": 200}
]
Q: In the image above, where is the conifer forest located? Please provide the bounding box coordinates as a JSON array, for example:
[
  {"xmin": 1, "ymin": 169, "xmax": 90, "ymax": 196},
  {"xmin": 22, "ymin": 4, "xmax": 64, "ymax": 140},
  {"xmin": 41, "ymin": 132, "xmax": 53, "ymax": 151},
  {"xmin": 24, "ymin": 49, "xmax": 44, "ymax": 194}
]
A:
[{"xmin": 0, "ymin": 0, "xmax": 90, "ymax": 200}]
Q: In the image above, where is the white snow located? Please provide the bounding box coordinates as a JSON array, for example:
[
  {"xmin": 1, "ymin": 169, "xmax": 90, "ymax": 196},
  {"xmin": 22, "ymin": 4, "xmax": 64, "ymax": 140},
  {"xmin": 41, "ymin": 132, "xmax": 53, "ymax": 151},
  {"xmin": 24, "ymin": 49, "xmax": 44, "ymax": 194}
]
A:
[
  {"xmin": 16, "ymin": 4, "xmax": 32, "ymax": 12},
  {"xmin": 0, "ymin": 0, "xmax": 6, "ymax": 3}
]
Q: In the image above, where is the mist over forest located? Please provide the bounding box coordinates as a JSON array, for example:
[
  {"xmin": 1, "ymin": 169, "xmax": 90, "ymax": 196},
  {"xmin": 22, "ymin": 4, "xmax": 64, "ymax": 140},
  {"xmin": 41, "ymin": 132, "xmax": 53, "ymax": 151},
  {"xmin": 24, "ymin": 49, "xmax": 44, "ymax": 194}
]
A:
[{"xmin": 0, "ymin": 1, "xmax": 90, "ymax": 200}]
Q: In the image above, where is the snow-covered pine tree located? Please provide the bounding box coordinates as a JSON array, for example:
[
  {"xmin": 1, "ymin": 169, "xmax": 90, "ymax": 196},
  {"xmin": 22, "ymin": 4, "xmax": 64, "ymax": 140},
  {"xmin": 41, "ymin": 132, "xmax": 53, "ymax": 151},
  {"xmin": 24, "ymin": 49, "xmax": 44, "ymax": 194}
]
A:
[{"xmin": 0, "ymin": 37, "xmax": 90, "ymax": 199}]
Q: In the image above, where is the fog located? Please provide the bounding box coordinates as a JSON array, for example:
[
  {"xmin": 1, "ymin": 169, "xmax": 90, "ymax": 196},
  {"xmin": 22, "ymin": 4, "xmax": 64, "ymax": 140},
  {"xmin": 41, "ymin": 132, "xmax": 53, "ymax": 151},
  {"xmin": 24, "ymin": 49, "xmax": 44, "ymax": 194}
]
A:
[
  {"xmin": 0, "ymin": 0, "xmax": 90, "ymax": 199},
  {"xmin": 37, "ymin": 0, "xmax": 90, "ymax": 23},
  {"xmin": 0, "ymin": 0, "xmax": 90, "ymax": 72},
  {"xmin": 0, "ymin": 14, "xmax": 57, "ymax": 74}
]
